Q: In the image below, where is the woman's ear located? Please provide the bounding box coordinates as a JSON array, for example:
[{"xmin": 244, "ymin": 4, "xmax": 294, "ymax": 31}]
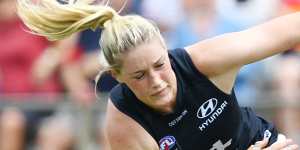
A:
[{"xmin": 109, "ymin": 70, "xmax": 123, "ymax": 83}]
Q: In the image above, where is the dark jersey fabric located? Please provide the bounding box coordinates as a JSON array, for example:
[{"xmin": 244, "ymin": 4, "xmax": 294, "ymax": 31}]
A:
[{"xmin": 109, "ymin": 48, "xmax": 278, "ymax": 150}]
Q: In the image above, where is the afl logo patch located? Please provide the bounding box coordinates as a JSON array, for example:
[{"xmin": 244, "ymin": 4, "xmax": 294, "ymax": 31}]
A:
[
  {"xmin": 159, "ymin": 136, "xmax": 176, "ymax": 150},
  {"xmin": 197, "ymin": 98, "xmax": 218, "ymax": 118}
]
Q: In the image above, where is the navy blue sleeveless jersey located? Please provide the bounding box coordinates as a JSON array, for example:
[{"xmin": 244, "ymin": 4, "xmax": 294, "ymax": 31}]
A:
[{"xmin": 110, "ymin": 48, "xmax": 278, "ymax": 150}]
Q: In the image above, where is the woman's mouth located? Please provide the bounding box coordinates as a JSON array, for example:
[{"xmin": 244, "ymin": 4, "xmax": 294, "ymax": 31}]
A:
[{"xmin": 151, "ymin": 87, "xmax": 168, "ymax": 97}]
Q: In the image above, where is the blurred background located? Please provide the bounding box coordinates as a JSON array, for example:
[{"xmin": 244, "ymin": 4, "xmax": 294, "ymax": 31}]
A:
[{"xmin": 0, "ymin": 0, "xmax": 299, "ymax": 149}]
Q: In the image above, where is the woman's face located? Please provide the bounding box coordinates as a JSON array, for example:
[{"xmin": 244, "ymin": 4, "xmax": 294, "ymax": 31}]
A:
[{"xmin": 116, "ymin": 39, "xmax": 177, "ymax": 113}]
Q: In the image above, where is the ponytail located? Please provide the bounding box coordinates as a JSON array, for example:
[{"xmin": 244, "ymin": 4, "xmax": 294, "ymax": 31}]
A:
[
  {"xmin": 17, "ymin": 0, "xmax": 166, "ymax": 97},
  {"xmin": 17, "ymin": 0, "xmax": 118, "ymax": 41}
]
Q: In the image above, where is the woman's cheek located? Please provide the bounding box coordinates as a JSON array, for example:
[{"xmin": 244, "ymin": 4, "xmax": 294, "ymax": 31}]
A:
[{"xmin": 129, "ymin": 80, "xmax": 149, "ymax": 95}]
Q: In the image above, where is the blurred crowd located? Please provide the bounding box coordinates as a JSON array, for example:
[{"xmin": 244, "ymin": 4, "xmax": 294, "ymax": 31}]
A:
[{"xmin": 0, "ymin": 0, "xmax": 299, "ymax": 150}]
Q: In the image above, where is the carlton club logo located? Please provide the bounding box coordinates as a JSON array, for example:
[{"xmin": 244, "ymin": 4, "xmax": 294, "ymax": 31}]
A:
[
  {"xmin": 159, "ymin": 136, "xmax": 176, "ymax": 150},
  {"xmin": 197, "ymin": 98, "xmax": 218, "ymax": 118}
]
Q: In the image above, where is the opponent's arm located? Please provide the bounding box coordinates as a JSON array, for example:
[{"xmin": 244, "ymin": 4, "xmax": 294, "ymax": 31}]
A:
[{"xmin": 247, "ymin": 135, "xmax": 299, "ymax": 150}]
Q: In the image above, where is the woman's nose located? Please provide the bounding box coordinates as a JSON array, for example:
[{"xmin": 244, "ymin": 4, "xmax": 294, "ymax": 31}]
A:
[{"xmin": 149, "ymin": 71, "xmax": 162, "ymax": 89}]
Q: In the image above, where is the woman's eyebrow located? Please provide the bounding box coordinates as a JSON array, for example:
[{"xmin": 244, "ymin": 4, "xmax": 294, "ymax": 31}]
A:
[
  {"xmin": 129, "ymin": 55, "xmax": 165, "ymax": 75},
  {"xmin": 154, "ymin": 55, "xmax": 165, "ymax": 65}
]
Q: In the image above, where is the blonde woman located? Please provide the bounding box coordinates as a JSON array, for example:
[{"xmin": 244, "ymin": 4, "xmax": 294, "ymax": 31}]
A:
[{"xmin": 17, "ymin": 0, "xmax": 299, "ymax": 149}]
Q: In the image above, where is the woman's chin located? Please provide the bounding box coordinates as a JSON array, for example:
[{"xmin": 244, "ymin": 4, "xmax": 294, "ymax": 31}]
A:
[{"xmin": 150, "ymin": 89, "xmax": 175, "ymax": 112}]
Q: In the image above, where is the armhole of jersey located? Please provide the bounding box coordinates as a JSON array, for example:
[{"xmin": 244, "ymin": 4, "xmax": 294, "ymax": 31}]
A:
[{"xmin": 170, "ymin": 48, "xmax": 233, "ymax": 96}]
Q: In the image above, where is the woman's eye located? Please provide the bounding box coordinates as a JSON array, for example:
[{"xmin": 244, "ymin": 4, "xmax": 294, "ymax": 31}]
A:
[
  {"xmin": 134, "ymin": 73, "xmax": 145, "ymax": 80},
  {"xmin": 155, "ymin": 63, "xmax": 164, "ymax": 68}
]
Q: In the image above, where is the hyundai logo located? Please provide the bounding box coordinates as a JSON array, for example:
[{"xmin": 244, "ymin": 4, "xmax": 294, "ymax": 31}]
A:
[{"xmin": 197, "ymin": 98, "xmax": 218, "ymax": 118}]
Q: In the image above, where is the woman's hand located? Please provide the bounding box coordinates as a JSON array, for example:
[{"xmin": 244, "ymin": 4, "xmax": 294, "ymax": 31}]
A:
[{"xmin": 248, "ymin": 135, "xmax": 299, "ymax": 150}]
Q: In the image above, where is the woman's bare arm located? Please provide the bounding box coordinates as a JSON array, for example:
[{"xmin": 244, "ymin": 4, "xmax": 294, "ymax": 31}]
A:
[
  {"xmin": 104, "ymin": 100, "xmax": 159, "ymax": 150},
  {"xmin": 185, "ymin": 12, "xmax": 300, "ymax": 93}
]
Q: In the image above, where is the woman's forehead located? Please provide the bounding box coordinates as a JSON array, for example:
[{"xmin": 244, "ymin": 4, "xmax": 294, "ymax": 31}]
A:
[{"xmin": 120, "ymin": 40, "xmax": 167, "ymax": 73}]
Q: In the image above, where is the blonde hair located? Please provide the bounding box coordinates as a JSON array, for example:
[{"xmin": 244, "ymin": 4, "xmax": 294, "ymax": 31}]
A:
[{"xmin": 17, "ymin": 0, "xmax": 165, "ymax": 91}]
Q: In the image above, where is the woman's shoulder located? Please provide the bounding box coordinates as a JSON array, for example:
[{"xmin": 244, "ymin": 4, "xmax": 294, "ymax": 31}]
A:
[
  {"xmin": 110, "ymin": 83, "xmax": 133, "ymax": 98},
  {"xmin": 109, "ymin": 83, "xmax": 132, "ymax": 111},
  {"xmin": 168, "ymin": 48, "xmax": 188, "ymax": 58},
  {"xmin": 105, "ymin": 100, "xmax": 158, "ymax": 150},
  {"xmin": 110, "ymin": 84, "xmax": 124, "ymax": 100},
  {"xmin": 168, "ymin": 48, "xmax": 207, "ymax": 81},
  {"xmin": 168, "ymin": 48, "xmax": 193, "ymax": 70},
  {"xmin": 168, "ymin": 48, "xmax": 199, "ymax": 68}
]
